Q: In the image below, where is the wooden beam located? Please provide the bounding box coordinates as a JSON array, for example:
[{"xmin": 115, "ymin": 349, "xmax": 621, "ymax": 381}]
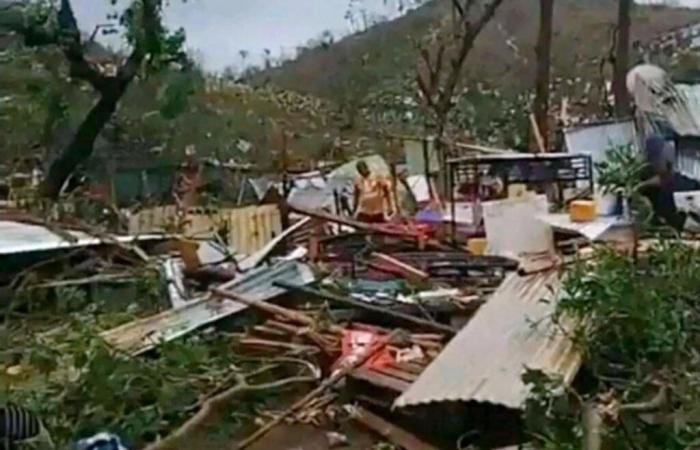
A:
[
  {"xmin": 530, "ymin": 113, "xmax": 547, "ymax": 154},
  {"xmin": 351, "ymin": 367, "xmax": 412, "ymax": 393},
  {"xmin": 351, "ymin": 405, "xmax": 439, "ymax": 450},
  {"xmin": 275, "ymin": 282, "xmax": 457, "ymax": 335},
  {"xmin": 370, "ymin": 252, "xmax": 430, "ymax": 282},
  {"xmin": 289, "ymin": 205, "xmax": 424, "ymax": 239}
]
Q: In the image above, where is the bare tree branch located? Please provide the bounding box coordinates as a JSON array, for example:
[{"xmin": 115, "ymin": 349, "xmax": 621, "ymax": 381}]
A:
[
  {"xmin": 451, "ymin": 0, "xmax": 465, "ymax": 19},
  {"xmin": 619, "ymin": 386, "xmax": 668, "ymax": 413},
  {"xmin": 437, "ymin": 0, "xmax": 505, "ymax": 117},
  {"xmin": 416, "ymin": 72, "xmax": 436, "ymax": 108},
  {"xmin": 143, "ymin": 360, "xmax": 320, "ymax": 450},
  {"xmin": 88, "ymin": 23, "xmax": 116, "ymax": 42},
  {"xmin": 432, "ymin": 43, "xmax": 445, "ymax": 91}
]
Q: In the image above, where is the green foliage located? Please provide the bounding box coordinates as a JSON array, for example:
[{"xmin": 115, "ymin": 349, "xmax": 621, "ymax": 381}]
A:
[
  {"xmin": 525, "ymin": 241, "xmax": 700, "ymax": 449},
  {"xmin": 120, "ymin": 0, "xmax": 187, "ymax": 70},
  {"xmin": 8, "ymin": 323, "xmax": 245, "ymax": 448},
  {"xmin": 158, "ymin": 71, "xmax": 196, "ymax": 119},
  {"xmin": 595, "ymin": 144, "xmax": 654, "ymax": 225},
  {"xmin": 55, "ymin": 285, "xmax": 89, "ymax": 313},
  {"xmin": 523, "ymin": 370, "xmax": 580, "ymax": 450},
  {"xmin": 595, "ymin": 144, "xmax": 646, "ymax": 196}
]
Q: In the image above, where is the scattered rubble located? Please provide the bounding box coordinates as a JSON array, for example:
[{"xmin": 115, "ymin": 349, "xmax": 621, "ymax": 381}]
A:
[{"xmin": 2, "ymin": 112, "xmax": 690, "ymax": 449}]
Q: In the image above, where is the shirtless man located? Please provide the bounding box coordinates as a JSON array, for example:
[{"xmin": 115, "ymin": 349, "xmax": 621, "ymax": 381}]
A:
[{"xmin": 352, "ymin": 161, "xmax": 395, "ymax": 223}]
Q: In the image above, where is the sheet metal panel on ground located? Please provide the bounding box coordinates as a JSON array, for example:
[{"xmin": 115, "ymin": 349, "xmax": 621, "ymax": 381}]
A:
[
  {"xmin": 0, "ymin": 220, "xmax": 164, "ymax": 256},
  {"xmin": 394, "ymin": 270, "xmax": 581, "ymax": 410},
  {"xmin": 101, "ymin": 260, "xmax": 315, "ymax": 355}
]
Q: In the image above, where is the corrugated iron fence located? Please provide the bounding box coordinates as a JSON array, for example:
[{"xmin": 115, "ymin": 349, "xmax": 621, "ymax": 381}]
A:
[{"xmin": 129, "ymin": 204, "xmax": 282, "ymax": 256}]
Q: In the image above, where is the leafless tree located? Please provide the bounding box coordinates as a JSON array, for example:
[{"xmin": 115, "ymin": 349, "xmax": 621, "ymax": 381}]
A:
[
  {"xmin": 613, "ymin": 0, "xmax": 632, "ymax": 117},
  {"xmin": 534, "ymin": 0, "xmax": 554, "ymax": 151},
  {"xmin": 416, "ymin": 0, "xmax": 506, "ymax": 151}
]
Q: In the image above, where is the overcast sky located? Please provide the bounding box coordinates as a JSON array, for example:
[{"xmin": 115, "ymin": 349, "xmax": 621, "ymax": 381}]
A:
[
  {"xmin": 71, "ymin": 0, "xmax": 420, "ymax": 72},
  {"xmin": 71, "ymin": 0, "xmax": 699, "ymax": 73}
]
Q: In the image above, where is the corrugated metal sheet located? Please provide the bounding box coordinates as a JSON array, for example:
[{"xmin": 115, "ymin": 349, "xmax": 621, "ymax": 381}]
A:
[
  {"xmin": 0, "ymin": 221, "xmax": 164, "ymax": 256},
  {"xmin": 224, "ymin": 204, "xmax": 282, "ymax": 256},
  {"xmin": 675, "ymin": 145, "xmax": 700, "ymax": 180},
  {"xmin": 128, "ymin": 204, "xmax": 282, "ymax": 256},
  {"xmin": 128, "ymin": 205, "xmax": 178, "ymax": 232},
  {"xmin": 102, "ymin": 260, "xmax": 315, "ymax": 354},
  {"xmin": 633, "ymin": 74, "xmax": 700, "ymax": 137},
  {"xmin": 394, "ymin": 271, "xmax": 581, "ymax": 410},
  {"xmin": 564, "ymin": 120, "xmax": 638, "ymax": 167},
  {"xmin": 238, "ymin": 217, "xmax": 312, "ymax": 271}
]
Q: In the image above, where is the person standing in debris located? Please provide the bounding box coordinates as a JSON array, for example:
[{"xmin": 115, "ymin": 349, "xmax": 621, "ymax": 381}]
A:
[
  {"xmin": 638, "ymin": 135, "xmax": 700, "ymax": 231},
  {"xmin": 352, "ymin": 161, "xmax": 395, "ymax": 223}
]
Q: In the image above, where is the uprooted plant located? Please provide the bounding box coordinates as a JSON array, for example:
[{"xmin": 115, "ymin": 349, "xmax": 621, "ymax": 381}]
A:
[{"xmin": 524, "ymin": 240, "xmax": 700, "ymax": 449}]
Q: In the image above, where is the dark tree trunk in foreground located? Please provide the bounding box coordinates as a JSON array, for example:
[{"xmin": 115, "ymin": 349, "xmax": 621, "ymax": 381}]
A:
[
  {"xmin": 613, "ymin": 0, "xmax": 632, "ymax": 117},
  {"xmin": 534, "ymin": 0, "xmax": 554, "ymax": 151},
  {"xmin": 3, "ymin": 0, "xmax": 166, "ymax": 199},
  {"xmin": 43, "ymin": 87, "xmax": 125, "ymax": 197}
]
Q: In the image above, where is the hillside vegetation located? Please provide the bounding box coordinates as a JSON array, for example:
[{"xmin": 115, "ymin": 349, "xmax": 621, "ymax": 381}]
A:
[
  {"xmin": 254, "ymin": 0, "xmax": 700, "ymax": 144},
  {"xmin": 2, "ymin": 0, "xmax": 700, "ymax": 172}
]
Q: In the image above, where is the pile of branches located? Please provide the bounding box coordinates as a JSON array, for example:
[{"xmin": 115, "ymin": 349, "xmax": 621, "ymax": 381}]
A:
[
  {"xmin": 525, "ymin": 240, "xmax": 700, "ymax": 449},
  {"xmin": 6, "ymin": 322, "xmax": 318, "ymax": 449}
]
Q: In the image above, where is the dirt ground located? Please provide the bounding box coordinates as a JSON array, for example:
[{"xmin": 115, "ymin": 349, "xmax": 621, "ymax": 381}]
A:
[
  {"xmin": 247, "ymin": 423, "xmax": 378, "ymax": 450},
  {"xmin": 183, "ymin": 421, "xmax": 379, "ymax": 450}
]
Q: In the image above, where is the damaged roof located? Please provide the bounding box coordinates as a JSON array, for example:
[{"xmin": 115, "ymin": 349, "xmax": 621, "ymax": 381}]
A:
[
  {"xmin": 0, "ymin": 220, "xmax": 164, "ymax": 256},
  {"xmin": 394, "ymin": 270, "xmax": 581, "ymax": 410}
]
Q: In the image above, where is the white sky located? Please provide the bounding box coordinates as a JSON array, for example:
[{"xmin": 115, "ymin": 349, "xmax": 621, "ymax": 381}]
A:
[
  {"xmin": 72, "ymin": 0, "xmax": 420, "ymax": 72},
  {"xmin": 71, "ymin": 0, "xmax": 700, "ymax": 72}
]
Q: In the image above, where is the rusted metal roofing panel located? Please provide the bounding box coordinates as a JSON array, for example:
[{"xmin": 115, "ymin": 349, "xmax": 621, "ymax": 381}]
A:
[
  {"xmin": 128, "ymin": 204, "xmax": 282, "ymax": 256},
  {"xmin": 394, "ymin": 270, "xmax": 581, "ymax": 410},
  {"xmin": 226, "ymin": 204, "xmax": 282, "ymax": 256}
]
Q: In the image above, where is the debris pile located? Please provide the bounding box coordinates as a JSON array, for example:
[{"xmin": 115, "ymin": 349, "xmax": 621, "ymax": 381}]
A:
[{"xmin": 0, "ymin": 132, "xmax": 670, "ymax": 449}]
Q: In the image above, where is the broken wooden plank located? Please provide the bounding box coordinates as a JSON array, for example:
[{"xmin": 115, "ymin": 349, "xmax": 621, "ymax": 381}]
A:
[
  {"xmin": 372, "ymin": 366, "xmax": 420, "ymax": 383},
  {"xmin": 213, "ymin": 289, "xmax": 341, "ymax": 333},
  {"xmin": 238, "ymin": 217, "xmax": 312, "ymax": 271},
  {"xmin": 350, "ymin": 367, "xmax": 411, "ymax": 393},
  {"xmin": 275, "ymin": 282, "xmax": 457, "ymax": 335},
  {"xmin": 517, "ymin": 253, "xmax": 562, "ymax": 276},
  {"xmin": 252, "ymin": 325, "xmax": 289, "ymax": 337},
  {"xmin": 389, "ymin": 361, "xmax": 427, "ymax": 376},
  {"xmin": 236, "ymin": 331, "xmax": 401, "ymax": 449},
  {"xmin": 351, "ymin": 405, "xmax": 439, "ymax": 450},
  {"xmin": 31, "ymin": 273, "xmax": 134, "ymax": 289},
  {"xmin": 370, "ymin": 252, "xmax": 429, "ymax": 282},
  {"xmin": 289, "ymin": 205, "xmax": 425, "ymax": 239}
]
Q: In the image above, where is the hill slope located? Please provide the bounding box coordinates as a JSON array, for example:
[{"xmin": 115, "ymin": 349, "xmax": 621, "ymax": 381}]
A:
[{"xmin": 254, "ymin": 0, "xmax": 700, "ymax": 142}]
